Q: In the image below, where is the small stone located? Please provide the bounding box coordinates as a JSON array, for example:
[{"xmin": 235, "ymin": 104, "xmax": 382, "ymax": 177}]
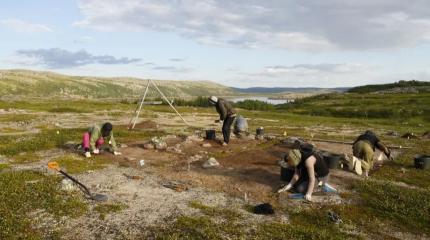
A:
[
  {"xmin": 143, "ymin": 143, "xmax": 155, "ymax": 149},
  {"xmin": 255, "ymin": 135, "xmax": 265, "ymax": 140},
  {"xmin": 202, "ymin": 157, "xmax": 220, "ymax": 168},
  {"xmin": 125, "ymin": 156, "xmax": 136, "ymax": 161},
  {"xmin": 61, "ymin": 179, "xmax": 77, "ymax": 192},
  {"xmin": 264, "ymin": 135, "xmax": 276, "ymax": 140},
  {"xmin": 202, "ymin": 143, "xmax": 212, "ymax": 148},
  {"xmin": 186, "ymin": 135, "xmax": 204, "ymax": 142}
]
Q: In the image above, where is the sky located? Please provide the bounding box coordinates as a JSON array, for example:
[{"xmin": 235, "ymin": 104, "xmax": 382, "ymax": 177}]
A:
[{"xmin": 1, "ymin": 0, "xmax": 430, "ymax": 88}]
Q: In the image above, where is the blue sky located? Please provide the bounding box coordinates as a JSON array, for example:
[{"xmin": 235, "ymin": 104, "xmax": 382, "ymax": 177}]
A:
[{"xmin": 1, "ymin": 0, "xmax": 430, "ymax": 88}]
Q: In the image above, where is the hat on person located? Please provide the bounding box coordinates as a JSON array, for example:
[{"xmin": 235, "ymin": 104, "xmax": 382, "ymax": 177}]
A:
[{"xmin": 209, "ymin": 96, "xmax": 218, "ymax": 104}]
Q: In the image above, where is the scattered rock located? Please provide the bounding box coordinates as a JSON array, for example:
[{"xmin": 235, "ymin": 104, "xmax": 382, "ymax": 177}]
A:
[
  {"xmin": 386, "ymin": 130, "xmax": 399, "ymax": 137},
  {"xmin": 151, "ymin": 137, "xmax": 167, "ymax": 150},
  {"xmin": 162, "ymin": 181, "xmax": 188, "ymax": 192},
  {"xmin": 202, "ymin": 157, "xmax": 220, "ymax": 168},
  {"xmin": 64, "ymin": 141, "xmax": 78, "ymax": 150},
  {"xmin": 119, "ymin": 143, "xmax": 128, "ymax": 148},
  {"xmin": 202, "ymin": 143, "xmax": 212, "ymax": 148},
  {"xmin": 164, "ymin": 135, "xmax": 177, "ymax": 139},
  {"xmin": 167, "ymin": 146, "xmax": 182, "ymax": 153},
  {"xmin": 186, "ymin": 135, "xmax": 204, "ymax": 142},
  {"xmin": 264, "ymin": 135, "xmax": 277, "ymax": 141},
  {"xmin": 143, "ymin": 143, "xmax": 155, "ymax": 149},
  {"xmin": 255, "ymin": 135, "xmax": 265, "ymax": 140},
  {"xmin": 61, "ymin": 179, "xmax": 77, "ymax": 192},
  {"xmin": 124, "ymin": 156, "xmax": 136, "ymax": 161},
  {"xmin": 328, "ymin": 210, "xmax": 343, "ymax": 224},
  {"xmin": 247, "ymin": 134, "xmax": 255, "ymax": 140},
  {"xmin": 281, "ymin": 137, "xmax": 305, "ymax": 147},
  {"xmin": 188, "ymin": 154, "xmax": 203, "ymax": 162},
  {"xmin": 401, "ymin": 132, "xmax": 418, "ymax": 139},
  {"xmin": 123, "ymin": 174, "xmax": 143, "ymax": 180}
]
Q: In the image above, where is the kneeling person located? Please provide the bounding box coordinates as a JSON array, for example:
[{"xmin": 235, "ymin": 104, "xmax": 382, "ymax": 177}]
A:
[
  {"xmin": 352, "ymin": 130, "xmax": 392, "ymax": 177},
  {"xmin": 278, "ymin": 142, "xmax": 334, "ymax": 201},
  {"xmin": 82, "ymin": 122, "xmax": 121, "ymax": 158}
]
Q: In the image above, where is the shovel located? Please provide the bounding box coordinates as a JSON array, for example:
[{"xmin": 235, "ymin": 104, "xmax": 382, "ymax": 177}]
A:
[{"xmin": 47, "ymin": 161, "xmax": 108, "ymax": 202}]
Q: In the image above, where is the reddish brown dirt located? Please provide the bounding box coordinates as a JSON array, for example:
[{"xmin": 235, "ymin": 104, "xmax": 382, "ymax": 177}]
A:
[
  {"xmin": 105, "ymin": 137, "xmax": 381, "ymax": 204},
  {"xmin": 133, "ymin": 120, "xmax": 158, "ymax": 129}
]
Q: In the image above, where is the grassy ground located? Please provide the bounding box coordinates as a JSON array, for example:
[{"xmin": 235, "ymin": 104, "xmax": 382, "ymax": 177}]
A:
[
  {"xmin": 0, "ymin": 94, "xmax": 429, "ymax": 239},
  {"xmin": 147, "ymin": 179, "xmax": 430, "ymax": 239},
  {"xmin": 0, "ymin": 171, "xmax": 87, "ymax": 240}
]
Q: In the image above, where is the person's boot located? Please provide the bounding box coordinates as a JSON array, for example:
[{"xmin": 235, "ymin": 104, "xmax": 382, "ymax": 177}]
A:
[{"xmin": 85, "ymin": 151, "xmax": 91, "ymax": 158}]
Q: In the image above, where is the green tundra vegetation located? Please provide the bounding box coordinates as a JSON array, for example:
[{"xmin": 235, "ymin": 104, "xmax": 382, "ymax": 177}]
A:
[{"xmin": 0, "ymin": 73, "xmax": 429, "ymax": 239}]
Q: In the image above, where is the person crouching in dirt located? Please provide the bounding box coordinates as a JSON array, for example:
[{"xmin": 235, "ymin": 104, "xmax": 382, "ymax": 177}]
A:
[
  {"xmin": 277, "ymin": 142, "xmax": 335, "ymax": 201},
  {"xmin": 82, "ymin": 122, "xmax": 121, "ymax": 158},
  {"xmin": 351, "ymin": 130, "xmax": 392, "ymax": 177},
  {"xmin": 208, "ymin": 96, "xmax": 237, "ymax": 146}
]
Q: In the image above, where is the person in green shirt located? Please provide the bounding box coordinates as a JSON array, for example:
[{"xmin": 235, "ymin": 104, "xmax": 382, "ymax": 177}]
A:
[{"xmin": 81, "ymin": 122, "xmax": 121, "ymax": 158}]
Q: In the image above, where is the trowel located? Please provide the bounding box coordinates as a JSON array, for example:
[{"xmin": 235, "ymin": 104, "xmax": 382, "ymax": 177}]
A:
[{"xmin": 47, "ymin": 161, "xmax": 108, "ymax": 202}]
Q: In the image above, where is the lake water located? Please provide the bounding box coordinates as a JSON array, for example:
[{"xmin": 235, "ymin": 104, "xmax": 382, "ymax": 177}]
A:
[{"xmin": 230, "ymin": 96, "xmax": 291, "ymax": 105}]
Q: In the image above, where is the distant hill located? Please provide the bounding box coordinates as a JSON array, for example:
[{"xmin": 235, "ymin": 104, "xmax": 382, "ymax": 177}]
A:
[
  {"xmin": 348, "ymin": 80, "xmax": 430, "ymax": 93},
  {"xmin": 233, "ymin": 87, "xmax": 349, "ymax": 94},
  {"xmin": 0, "ymin": 69, "xmax": 238, "ymax": 99}
]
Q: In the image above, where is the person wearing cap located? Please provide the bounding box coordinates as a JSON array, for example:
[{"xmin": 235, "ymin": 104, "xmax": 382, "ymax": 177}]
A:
[
  {"xmin": 208, "ymin": 96, "xmax": 237, "ymax": 146},
  {"xmin": 351, "ymin": 130, "xmax": 392, "ymax": 177},
  {"xmin": 82, "ymin": 122, "xmax": 121, "ymax": 158},
  {"xmin": 277, "ymin": 142, "xmax": 335, "ymax": 201}
]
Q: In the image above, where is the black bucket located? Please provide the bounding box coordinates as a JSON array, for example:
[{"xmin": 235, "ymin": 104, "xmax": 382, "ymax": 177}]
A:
[
  {"xmin": 280, "ymin": 167, "xmax": 295, "ymax": 182},
  {"xmin": 414, "ymin": 155, "xmax": 430, "ymax": 170},
  {"xmin": 205, "ymin": 130, "xmax": 216, "ymax": 140},
  {"xmin": 323, "ymin": 153, "xmax": 341, "ymax": 169},
  {"xmin": 256, "ymin": 127, "xmax": 264, "ymax": 136}
]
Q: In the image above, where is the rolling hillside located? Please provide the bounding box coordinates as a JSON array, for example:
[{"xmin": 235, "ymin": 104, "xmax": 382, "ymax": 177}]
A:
[
  {"xmin": 347, "ymin": 80, "xmax": 430, "ymax": 93},
  {"xmin": 0, "ymin": 69, "xmax": 238, "ymax": 99}
]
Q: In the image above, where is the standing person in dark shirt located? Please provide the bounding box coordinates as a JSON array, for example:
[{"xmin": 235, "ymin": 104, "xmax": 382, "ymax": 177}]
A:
[
  {"xmin": 277, "ymin": 142, "xmax": 335, "ymax": 201},
  {"xmin": 208, "ymin": 96, "xmax": 237, "ymax": 146},
  {"xmin": 352, "ymin": 130, "xmax": 392, "ymax": 177}
]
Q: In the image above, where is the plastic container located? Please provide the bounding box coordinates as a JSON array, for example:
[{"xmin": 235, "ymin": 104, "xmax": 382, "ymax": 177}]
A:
[
  {"xmin": 256, "ymin": 127, "xmax": 264, "ymax": 136},
  {"xmin": 322, "ymin": 153, "xmax": 341, "ymax": 169},
  {"xmin": 280, "ymin": 167, "xmax": 295, "ymax": 182},
  {"xmin": 205, "ymin": 130, "xmax": 216, "ymax": 140},
  {"xmin": 414, "ymin": 155, "xmax": 430, "ymax": 170}
]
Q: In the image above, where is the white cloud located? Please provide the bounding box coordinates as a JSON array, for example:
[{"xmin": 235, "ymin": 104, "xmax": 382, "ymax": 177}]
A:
[
  {"xmin": 152, "ymin": 65, "xmax": 193, "ymax": 73},
  {"xmin": 0, "ymin": 18, "xmax": 52, "ymax": 33},
  {"xmin": 255, "ymin": 63, "xmax": 367, "ymax": 77},
  {"xmin": 15, "ymin": 48, "xmax": 141, "ymax": 68},
  {"xmin": 232, "ymin": 63, "xmax": 374, "ymax": 87},
  {"xmin": 75, "ymin": 0, "xmax": 430, "ymax": 51}
]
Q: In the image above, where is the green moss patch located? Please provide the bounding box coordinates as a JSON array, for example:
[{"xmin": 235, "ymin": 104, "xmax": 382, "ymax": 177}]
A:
[{"xmin": 0, "ymin": 171, "xmax": 87, "ymax": 240}]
